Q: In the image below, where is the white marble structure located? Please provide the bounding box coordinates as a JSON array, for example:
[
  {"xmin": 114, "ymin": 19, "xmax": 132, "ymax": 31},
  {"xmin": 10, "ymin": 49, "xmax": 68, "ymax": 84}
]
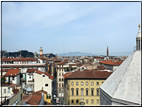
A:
[{"xmin": 100, "ymin": 25, "xmax": 141, "ymax": 105}]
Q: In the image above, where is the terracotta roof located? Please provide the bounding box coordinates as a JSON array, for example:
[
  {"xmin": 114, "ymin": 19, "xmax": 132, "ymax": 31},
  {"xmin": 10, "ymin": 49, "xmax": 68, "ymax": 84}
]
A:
[
  {"xmin": 65, "ymin": 70, "xmax": 112, "ymax": 79},
  {"xmin": 13, "ymin": 89, "xmax": 19, "ymax": 94},
  {"xmin": 57, "ymin": 61, "xmax": 66, "ymax": 65},
  {"xmin": 97, "ymin": 65, "xmax": 106, "ymax": 70},
  {"xmin": 5, "ymin": 68, "xmax": 20, "ymax": 77},
  {"xmin": 99, "ymin": 60, "xmax": 122, "ymax": 66},
  {"xmin": 2, "ymin": 64, "xmax": 46, "ymax": 67},
  {"xmin": 27, "ymin": 69, "xmax": 38, "ymax": 73},
  {"xmin": 63, "ymin": 72, "xmax": 72, "ymax": 78},
  {"xmin": 9, "ymin": 83, "xmax": 17, "ymax": 89},
  {"xmin": 36, "ymin": 90, "xmax": 47, "ymax": 94},
  {"xmin": 2, "ymin": 57, "xmax": 37, "ymax": 62},
  {"xmin": 26, "ymin": 91, "xmax": 42, "ymax": 105},
  {"xmin": 35, "ymin": 70, "xmax": 54, "ymax": 80},
  {"xmin": 39, "ymin": 57, "xmax": 47, "ymax": 61},
  {"xmin": 57, "ymin": 59, "xmax": 68, "ymax": 65},
  {"xmin": 23, "ymin": 94, "xmax": 32, "ymax": 103}
]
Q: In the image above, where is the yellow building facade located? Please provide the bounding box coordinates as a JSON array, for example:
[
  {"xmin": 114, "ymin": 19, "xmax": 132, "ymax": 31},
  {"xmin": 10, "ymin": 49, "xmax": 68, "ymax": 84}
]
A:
[
  {"xmin": 65, "ymin": 79, "xmax": 104, "ymax": 105},
  {"xmin": 64, "ymin": 70, "xmax": 112, "ymax": 105}
]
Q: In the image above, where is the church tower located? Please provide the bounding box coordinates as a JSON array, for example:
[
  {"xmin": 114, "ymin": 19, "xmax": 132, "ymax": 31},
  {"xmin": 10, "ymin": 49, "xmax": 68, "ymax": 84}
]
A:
[
  {"xmin": 136, "ymin": 24, "xmax": 141, "ymax": 50},
  {"xmin": 107, "ymin": 46, "xmax": 109, "ymax": 57},
  {"xmin": 39, "ymin": 47, "xmax": 43, "ymax": 57}
]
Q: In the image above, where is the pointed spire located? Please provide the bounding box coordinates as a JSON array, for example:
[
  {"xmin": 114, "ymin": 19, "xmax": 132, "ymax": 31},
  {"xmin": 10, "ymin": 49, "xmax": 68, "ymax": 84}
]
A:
[{"xmin": 107, "ymin": 46, "xmax": 109, "ymax": 57}]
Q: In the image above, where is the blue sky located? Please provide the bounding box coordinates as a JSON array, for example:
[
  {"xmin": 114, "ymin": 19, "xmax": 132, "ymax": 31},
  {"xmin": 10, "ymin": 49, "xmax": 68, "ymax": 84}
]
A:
[{"xmin": 2, "ymin": 2, "xmax": 141, "ymax": 56}]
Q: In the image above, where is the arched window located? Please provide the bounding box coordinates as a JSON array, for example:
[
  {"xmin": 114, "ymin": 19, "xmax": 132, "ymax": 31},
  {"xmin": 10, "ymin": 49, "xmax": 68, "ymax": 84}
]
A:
[
  {"xmin": 71, "ymin": 88, "xmax": 74, "ymax": 96},
  {"xmin": 86, "ymin": 88, "xmax": 88, "ymax": 96},
  {"xmin": 81, "ymin": 88, "xmax": 84, "ymax": 96},
  {"xmin": 91, "ymin": 88, "xmax": 94, "ymax": 96},
  {"xmin": 97, "ymin": 88, "xmax": 99, "ymax": 96},
  {"xmin": 76, "ymin": 88, "xmax": 79, "ymax": 96}
]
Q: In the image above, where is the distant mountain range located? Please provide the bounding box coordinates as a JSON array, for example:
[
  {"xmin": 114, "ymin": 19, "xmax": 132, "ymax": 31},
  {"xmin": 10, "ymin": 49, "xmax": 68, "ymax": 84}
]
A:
[
  {"xmin": 58, "ymin": 52, "xmax": 94, "ymax": 56},
  {"xmin": 58, "ymin": 51, "xmax": 132, "ymax": 56}
]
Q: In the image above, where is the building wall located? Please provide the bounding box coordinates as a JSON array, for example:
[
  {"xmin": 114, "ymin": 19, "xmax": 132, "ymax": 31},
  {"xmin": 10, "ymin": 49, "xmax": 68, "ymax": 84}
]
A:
[
  {"xmin": 5, "ymin": 75, "xmax": 20, "ymax": 85},
  {"xmin": 64, "ymin": 79, "xmax": 105, "ymax": 105},
  {"xmin": 0, "ymin": 86, "xmax": 13, "ymax": 102},
  {"xmin": 100, "ymin": 64, "xmax": 119, "ymax": 71},
  {"xmin": 34, "ymin": 73, "xmax": 52, "ymax": 97},
  {"xmin": 57, "ymin": 65, "xmax": 65, "ymax": 98}
]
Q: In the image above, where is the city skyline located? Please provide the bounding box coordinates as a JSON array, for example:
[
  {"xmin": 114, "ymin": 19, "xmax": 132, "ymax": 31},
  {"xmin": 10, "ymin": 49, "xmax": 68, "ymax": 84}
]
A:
[{"xmin": 2, "ymin": 2, "xmax": 141, "ymax": 56}]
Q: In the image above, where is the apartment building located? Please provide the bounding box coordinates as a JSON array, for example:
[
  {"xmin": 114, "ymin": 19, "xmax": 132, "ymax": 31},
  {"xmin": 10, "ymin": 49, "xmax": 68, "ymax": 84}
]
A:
[{"xmin": 64, "ymin": 70, "xmax": 112, "ymax": 105}]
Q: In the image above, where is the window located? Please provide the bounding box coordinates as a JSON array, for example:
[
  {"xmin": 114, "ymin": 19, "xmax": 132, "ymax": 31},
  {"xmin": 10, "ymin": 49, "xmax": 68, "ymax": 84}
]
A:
[
  {"xmin": 21, "ymin": 94, "xmax": 23, "ymax": 101},
  {"xmin": 76, "ymin": 100, "xmax": 79, "ymax": 104},
  {"xmin": 29, "ymin": 76, "xmax": 31, "ymax": 79},
  {"xmin": 81, "ymin": 82, "xmax": 84, "ymax": 86},
  {"xmin": 8, "ymin": 88, "xmax": 10, "ymax": 93},
  {"xmin": 76, "ymin": 88, "xmax": 79, "ymax": 96},
  {"xmin": 62, "ymin": 78, "xmax": 64, "ymax": 81},
  {"xmin": 59, "ymin": 92, "xmax": 61, "ymax": 97},
  {"xmin": 59, "ymin": 83, "xmax": 61, "ymax": 87},
  {"xmin": 97, "ymin": 88, "xmax": 99, "ymax": 96},
  {"xmin": 12, "ymin": 77, "xmax": 15, "ymax": 80},
  {"xmin": 86, "ymin": 88, "xmax": 88, "ymax": 96},
  {"xmin": 59, "ymin": 78, "xmax": 61, "ymax": 82},
  {"xmin": 91, "ymin": 88, "xmax": 94, "ymax": 96},
  {"xmin": 4, "ymin": 89, "xmax": 6, "ymax": 93},
  {"xmin": 91, "ymin": 99, "xmax": 94, "ymax": 104},
  {"xmin": 45, "ymin": 84, "xmax": 48, "ymax": 87},
  {"xmin": 97, "ymin": 99, "xmax": 99, "ymax": 104},
  {"xmin": 76, "ymin": 82, "xmax": 79, "ymax": 86},
  {"xmin": 62, "ymin": 83, "xmax": 64, "ymax": 87},
  {"xmin": 43, "ymin": 75, "xmax": 45, "ymax": 77},
  {"xmin": 97, "ymin": 82, "xmax": 99, "ymax": 86},
  {"xmin": 71, "ymin": 82, "xmax": 74, "ymax": 86},
  {"xmin": 102, "ymin": 82, "xmax": 104, "ymax": 84},
  {"xmin": 71, "ymin": 88, "xmax": 74, "ymax": 96},
  {"xmin": 81, "ymin": 88, "xmax": 84, "ymax": 96},
  {"xmin": 72, "ymin": 100, "xmax": 74, "ymax": 104},
  {"xmin": 91, "ymin": 82, "xmax": 94, "ymax": 86},
  {"xmin": 86, "ymin": 82, "xmax": 88, "ymax": 86},
  {"xmin": 86, "ymin": 99, "xmax": 88, "ymax": 104}
]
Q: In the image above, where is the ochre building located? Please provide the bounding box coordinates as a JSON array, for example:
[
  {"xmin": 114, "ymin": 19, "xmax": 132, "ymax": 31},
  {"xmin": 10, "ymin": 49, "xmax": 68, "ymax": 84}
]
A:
[{"xmin": 63, "ymin": 70, "xmax": 112, "ymax": 105}]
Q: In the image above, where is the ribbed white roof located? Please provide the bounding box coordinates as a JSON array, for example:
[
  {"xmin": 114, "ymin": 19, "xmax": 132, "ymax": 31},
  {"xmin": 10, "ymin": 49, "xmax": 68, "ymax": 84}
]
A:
[{"xmin": 100, "ymin": 50, "xmax": 141, "ymax": 104}]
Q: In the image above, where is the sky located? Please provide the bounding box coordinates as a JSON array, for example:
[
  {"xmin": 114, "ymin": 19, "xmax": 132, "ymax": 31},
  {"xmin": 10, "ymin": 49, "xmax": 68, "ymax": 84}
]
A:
[{"xmin": 2, "ymin": 2, "xmax": 141, "ymax": 56}]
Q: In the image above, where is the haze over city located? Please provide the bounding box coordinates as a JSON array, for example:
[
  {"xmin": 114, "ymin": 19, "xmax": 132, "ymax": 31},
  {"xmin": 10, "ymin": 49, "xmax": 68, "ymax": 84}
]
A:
[{"xmin": 2, "ymin": 2, "xmax": 141, "ymax": 56}]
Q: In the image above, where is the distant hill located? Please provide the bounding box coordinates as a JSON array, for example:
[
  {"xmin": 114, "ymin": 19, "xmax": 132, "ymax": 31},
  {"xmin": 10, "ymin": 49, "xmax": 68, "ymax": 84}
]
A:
[
  {"xmin": 58, "ymin": 52, "xmax": 94, "ymax": 56},
  {"xmin": 2, "ymin": 50, "xmax": 34, "ymax": 58}
]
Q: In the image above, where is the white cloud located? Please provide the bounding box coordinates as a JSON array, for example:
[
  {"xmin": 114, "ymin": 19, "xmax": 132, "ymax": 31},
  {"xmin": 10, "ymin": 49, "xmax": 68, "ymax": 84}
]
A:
[{"xmin": 2, "ymin": 2, "xmax": 106, "ymax": 29}]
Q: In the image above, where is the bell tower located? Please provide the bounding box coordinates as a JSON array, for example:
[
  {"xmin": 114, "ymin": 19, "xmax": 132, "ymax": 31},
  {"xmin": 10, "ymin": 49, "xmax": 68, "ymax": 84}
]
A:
[{"xmin": 39, "ymin": 47, "xmax": 43, "ymax": 57}]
